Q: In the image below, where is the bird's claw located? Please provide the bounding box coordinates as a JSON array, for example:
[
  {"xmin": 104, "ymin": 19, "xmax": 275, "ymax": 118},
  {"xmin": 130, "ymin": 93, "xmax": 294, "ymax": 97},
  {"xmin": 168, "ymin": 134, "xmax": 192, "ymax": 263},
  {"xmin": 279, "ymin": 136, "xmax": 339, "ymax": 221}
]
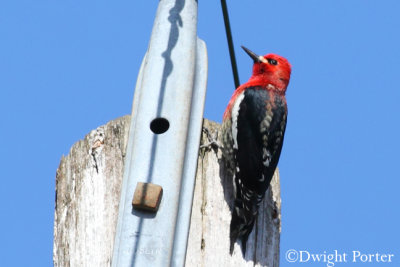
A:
[{"xmin": 200, "ymin": 127, "xmax": 221, "ymax": 150}]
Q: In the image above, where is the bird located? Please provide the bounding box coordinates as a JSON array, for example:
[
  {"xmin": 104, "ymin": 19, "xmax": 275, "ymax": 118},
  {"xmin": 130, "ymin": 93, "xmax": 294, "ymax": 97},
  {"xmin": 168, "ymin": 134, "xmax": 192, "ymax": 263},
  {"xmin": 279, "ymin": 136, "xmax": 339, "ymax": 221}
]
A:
[{"xmin": 221, "ymin": 46, "xmax": 291, "ymax": 255}]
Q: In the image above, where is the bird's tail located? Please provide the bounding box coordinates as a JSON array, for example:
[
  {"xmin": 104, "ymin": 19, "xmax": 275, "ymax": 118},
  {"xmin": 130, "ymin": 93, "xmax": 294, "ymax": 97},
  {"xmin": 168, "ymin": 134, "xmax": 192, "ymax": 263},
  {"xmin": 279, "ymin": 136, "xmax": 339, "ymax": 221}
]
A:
[{"xmin": 229, "ymin": 200, "xmax": 257, "ymax": 256}]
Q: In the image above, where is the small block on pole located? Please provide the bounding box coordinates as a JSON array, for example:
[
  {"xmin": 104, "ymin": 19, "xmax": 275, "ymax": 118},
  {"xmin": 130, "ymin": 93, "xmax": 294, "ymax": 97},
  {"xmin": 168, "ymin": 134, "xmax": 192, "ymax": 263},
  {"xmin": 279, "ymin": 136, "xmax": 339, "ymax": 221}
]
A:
[{"xmin": 132, "ymin": 182, "xmax": 163, "ymax": 212}]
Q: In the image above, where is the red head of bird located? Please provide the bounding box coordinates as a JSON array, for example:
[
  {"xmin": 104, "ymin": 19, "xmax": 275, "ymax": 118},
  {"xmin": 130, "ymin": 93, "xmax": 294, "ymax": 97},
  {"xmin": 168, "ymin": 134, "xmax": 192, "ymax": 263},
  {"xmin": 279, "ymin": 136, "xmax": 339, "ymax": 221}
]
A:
[{"xmin": 241, "ymin": 46, "xmax": 291, "ymax": 94}]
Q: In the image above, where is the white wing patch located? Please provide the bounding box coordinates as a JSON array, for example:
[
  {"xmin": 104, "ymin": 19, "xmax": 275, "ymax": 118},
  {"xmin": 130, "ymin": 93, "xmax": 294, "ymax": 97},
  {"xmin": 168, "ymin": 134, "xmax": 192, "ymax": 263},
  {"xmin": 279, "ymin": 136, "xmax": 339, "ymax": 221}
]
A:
[{"xmin": 231, "ymin": 92, "xmax": 245, "ymax": 150}]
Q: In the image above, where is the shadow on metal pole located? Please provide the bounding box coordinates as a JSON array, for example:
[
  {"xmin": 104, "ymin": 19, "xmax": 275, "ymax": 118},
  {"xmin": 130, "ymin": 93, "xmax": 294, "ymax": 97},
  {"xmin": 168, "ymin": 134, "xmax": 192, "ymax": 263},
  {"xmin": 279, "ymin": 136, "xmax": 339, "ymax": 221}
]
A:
[{"xmin": 111, "ymin": 0, "xmax": 208, "ymax": 266}]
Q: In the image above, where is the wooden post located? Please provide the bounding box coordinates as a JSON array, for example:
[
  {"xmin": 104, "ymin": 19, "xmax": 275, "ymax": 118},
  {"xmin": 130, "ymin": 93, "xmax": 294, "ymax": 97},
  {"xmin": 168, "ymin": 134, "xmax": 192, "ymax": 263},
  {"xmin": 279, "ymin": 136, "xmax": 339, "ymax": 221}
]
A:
[{"xmin": 53, "ymin": 116, "xmax": 281, "ymax": 267}]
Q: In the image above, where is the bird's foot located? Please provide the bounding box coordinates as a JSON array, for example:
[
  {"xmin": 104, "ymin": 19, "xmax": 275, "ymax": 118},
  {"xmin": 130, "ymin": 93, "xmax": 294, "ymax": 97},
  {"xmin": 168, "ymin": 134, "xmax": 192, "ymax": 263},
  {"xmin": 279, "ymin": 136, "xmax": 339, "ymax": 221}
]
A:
[{"xmin": 200, "ymin": 127, "xmax": 221, "ymax": 151}]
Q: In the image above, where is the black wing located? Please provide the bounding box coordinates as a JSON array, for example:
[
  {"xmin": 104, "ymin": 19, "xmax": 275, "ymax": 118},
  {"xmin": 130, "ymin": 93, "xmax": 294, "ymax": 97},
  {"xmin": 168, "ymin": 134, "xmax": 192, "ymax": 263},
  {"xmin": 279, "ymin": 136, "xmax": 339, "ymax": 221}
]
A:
[{"xmin": 230, "ymin": 87, "xmax": 287, "ymax": 254}]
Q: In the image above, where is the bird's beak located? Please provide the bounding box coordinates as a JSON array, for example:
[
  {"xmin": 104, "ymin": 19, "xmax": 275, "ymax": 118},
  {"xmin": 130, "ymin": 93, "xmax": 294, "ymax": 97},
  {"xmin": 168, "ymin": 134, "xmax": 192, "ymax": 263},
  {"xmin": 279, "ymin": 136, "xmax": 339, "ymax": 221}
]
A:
[{"xmin": 241, "ymin": 46, "xmax": 262, "ymax": 63}]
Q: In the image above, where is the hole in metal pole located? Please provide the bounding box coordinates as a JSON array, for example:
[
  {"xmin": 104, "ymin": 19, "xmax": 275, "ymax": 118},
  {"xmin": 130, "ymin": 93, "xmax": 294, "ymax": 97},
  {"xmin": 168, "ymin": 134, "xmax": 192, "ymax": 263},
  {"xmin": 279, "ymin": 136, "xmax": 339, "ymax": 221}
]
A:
[{"xmin": 150, "ymin": 118, "xmax": 170, "ymax": 134}]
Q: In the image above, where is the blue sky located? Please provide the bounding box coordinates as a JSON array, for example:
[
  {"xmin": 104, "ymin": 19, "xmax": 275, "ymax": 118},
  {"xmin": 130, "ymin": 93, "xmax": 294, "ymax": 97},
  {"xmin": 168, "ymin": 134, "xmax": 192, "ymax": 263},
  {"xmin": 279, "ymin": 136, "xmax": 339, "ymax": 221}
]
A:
[{"xmin": 1, "ymin": 1, "xmax": 399, "ymax": 266}]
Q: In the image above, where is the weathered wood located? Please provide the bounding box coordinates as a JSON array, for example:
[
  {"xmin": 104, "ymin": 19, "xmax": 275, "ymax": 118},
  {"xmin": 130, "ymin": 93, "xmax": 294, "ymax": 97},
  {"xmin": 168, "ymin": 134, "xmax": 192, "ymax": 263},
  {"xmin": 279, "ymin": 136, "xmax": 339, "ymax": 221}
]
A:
[
  {"xmin": 53, "ymin": 116, "xmax": 130, "ymax": 267},
  {"xmin": 53, "ymin": 116, "xmax": 281, "ymax": 267}
]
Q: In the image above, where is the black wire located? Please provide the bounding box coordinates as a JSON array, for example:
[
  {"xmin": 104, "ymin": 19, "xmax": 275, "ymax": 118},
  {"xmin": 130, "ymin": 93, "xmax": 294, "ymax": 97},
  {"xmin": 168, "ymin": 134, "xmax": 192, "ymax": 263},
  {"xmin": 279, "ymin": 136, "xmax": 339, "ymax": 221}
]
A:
[{"xmin": 220, "ymin": 0, "xmax": 240, "ymax": 89}]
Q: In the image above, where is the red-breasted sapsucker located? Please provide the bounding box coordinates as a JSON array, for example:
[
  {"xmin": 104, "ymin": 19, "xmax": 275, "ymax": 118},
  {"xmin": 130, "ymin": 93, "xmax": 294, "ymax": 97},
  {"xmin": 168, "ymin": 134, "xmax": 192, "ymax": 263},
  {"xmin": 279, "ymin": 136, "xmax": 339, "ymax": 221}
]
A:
[{"xmin": 222, "ymin": 46, "xmax": 291, "ymax": 255}]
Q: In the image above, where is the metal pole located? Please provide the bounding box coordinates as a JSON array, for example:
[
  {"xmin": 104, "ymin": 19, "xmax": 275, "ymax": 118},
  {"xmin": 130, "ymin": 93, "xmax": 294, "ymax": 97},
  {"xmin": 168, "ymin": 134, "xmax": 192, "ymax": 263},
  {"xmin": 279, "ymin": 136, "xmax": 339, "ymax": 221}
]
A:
[{"xmin": 111, "ymin": 0, "xmax": 208, "ymax": 266}]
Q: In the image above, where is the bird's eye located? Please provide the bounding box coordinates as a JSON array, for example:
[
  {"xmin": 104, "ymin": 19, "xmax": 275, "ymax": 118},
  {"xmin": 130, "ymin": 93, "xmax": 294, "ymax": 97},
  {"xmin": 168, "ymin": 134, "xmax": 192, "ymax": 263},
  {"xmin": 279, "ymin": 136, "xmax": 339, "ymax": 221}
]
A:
[{"xmin": 268, "ymin": 59, "xmax": 278, "ymax": 65}]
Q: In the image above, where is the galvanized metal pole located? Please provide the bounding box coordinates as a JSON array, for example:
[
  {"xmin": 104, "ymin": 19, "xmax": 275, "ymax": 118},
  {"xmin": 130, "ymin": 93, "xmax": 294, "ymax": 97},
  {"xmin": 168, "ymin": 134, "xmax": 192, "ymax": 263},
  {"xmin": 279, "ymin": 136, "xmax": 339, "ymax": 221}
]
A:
[{"xmin": 111, "ymin": 0, "xmax": 207, "ymax": 266}]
